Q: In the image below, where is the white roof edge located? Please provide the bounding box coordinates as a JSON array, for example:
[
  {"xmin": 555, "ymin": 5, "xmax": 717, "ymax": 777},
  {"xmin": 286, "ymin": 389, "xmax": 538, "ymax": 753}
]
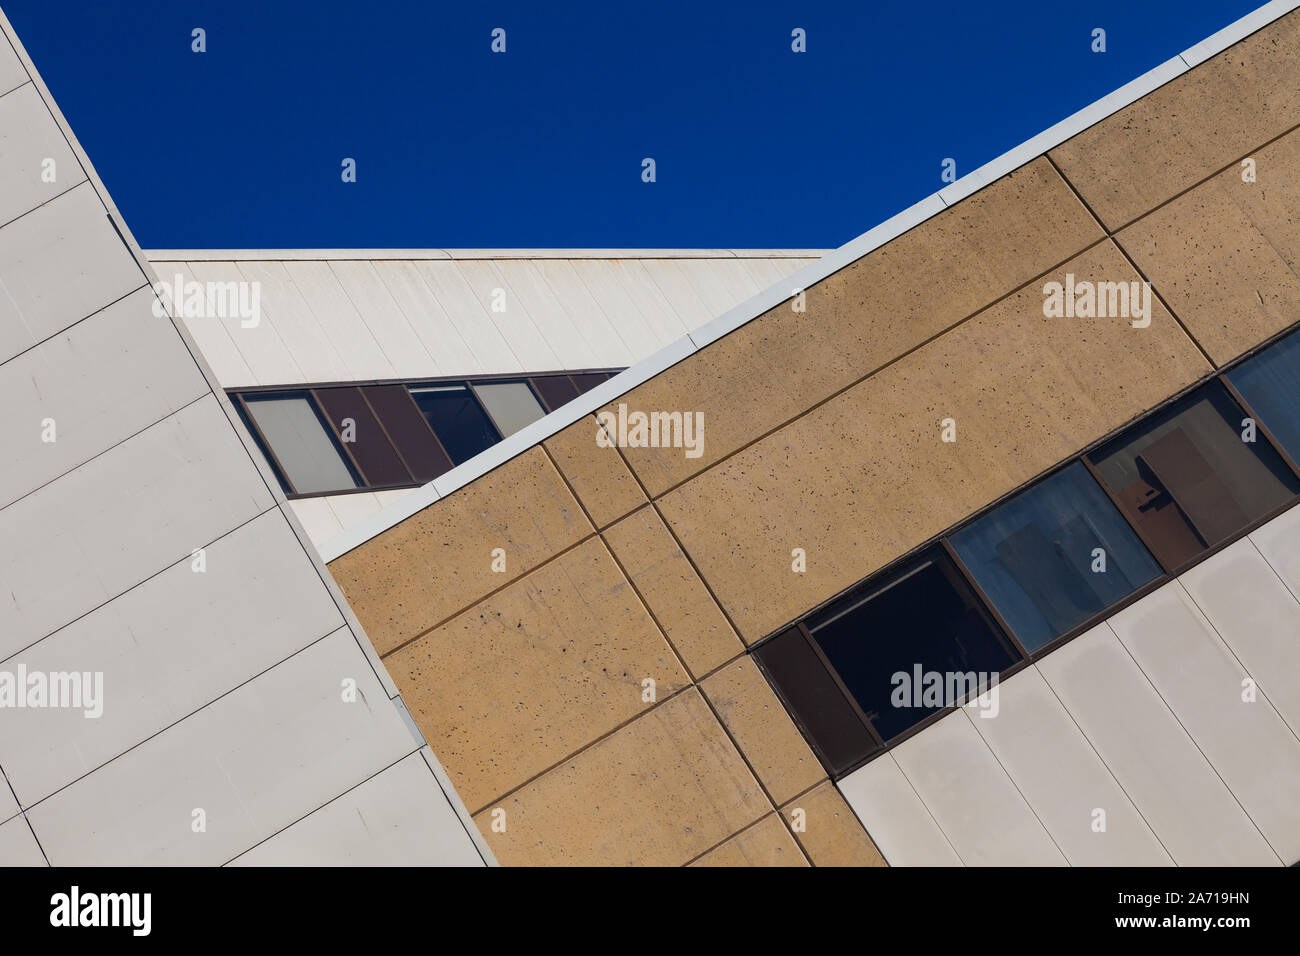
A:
[
  {"xmin": 317, "ymin": 0, "xmax": 1299, "ymax": 564},
  {"xmin": 142, "ymin": 248, "xmax": 830, "ymax": 262}
]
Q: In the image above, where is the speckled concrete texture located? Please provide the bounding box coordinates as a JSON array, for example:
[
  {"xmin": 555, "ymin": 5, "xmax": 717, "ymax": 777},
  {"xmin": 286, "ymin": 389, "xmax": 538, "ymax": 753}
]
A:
[
  {"xmin": 329, "ymin": 446, "xmax": 590, "ymax": 655},
  {"xmin": 474, "ymin": 689, "xmax": 769, "ymax": 866},
  {"xmin": 603, "ymin": 505, "xmax": 743, "ymax": 678},
  {"xmin": 1118, "ymin": 125, "xmax": 1300, "ymax": 366},
  {"xmin": 384, "ymin": 535, "xmax": 689, "ymax": 811},
  {"xmin": 1050, "ymin": 10, "xmax": 1300, "ymax": 230},
  {"xmin": 611, "ymin": 158, "xmax": 1104, "ymax": 497},
  {"xmin": 690, "ymin": 813, "xmax": 808, "ymax": 867},
  {"xmin": 658, "ymin": 241, "xmax": 1211, "ymax": 642},
  {"xmin": 544, "ymin": 414, "xmax": 648, "ymax": 528},
  {"xmin": 782, "ymin": 780, "xmax": 887, "ymax": 867},
  {"xmin": 701, "ymin": 657, "xmax": 825, "ymax": 804}
]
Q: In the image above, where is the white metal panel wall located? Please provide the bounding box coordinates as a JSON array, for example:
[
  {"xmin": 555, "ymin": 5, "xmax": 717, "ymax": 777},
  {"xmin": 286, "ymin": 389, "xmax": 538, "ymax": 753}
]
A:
[
  {"xmin": 0, "ymin": 12, "xmax": 487, "ymax": 867},
  {"xmin": 149, "ymin": 253, "xmax": 818, "ymax": 388}
]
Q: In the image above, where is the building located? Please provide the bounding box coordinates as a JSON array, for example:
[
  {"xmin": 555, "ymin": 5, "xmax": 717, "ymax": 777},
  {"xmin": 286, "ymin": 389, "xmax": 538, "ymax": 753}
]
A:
[{"xmin": 3, "ymin": 0, "xmax": 1300, "ymax": 866}]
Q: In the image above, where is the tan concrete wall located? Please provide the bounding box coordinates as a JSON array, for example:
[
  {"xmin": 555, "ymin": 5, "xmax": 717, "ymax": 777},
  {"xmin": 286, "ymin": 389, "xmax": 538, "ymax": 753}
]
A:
[{"xmin": 328, "ymin": 10, "xmax": 1300, "ymax": 865}]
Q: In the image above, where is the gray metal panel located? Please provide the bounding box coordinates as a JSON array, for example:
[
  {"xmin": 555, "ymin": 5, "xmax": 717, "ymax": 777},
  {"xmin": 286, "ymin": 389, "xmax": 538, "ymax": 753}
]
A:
[
  {"xmin": 0, "ymin": 181, "xmax": 143, "ymax": 363},
  {"xmin": 890, "ymin": 709, "xmax": 1068, "ymax": 866},
  {"xmin": 26, "ymin": 629, "xmax": 413, "ymax": 866},
  {"xmin": 326, "ymin": 259, "xmax": 438, "ymax": 378},
  {"xmin": 371, "ymin": 259, "xmax": 481, "ymax": 375},
  {"xmin": 966, "ymin": 667, "xmax": 1173, "ymax": 866},
  {"xmin": 415, "ymin": 259, "xmax": 521, "ymax": 373},
  {"xmin": 0, "ymin": 82, "xmax": 83, "ymax": 226},
  {"xmin": 453, "ymin": 258, "xmax": 563, "ymax": 371},
  {"xmin": 1251, "ymin": 499, "xmax": 1300, "ymax": 600},
  {"xmin": 0, "ymin": 771, "xmax": 17, "ymax": 823},
  {"xmin": 0, "ymin": 28, "xmax": 24, "ymax": 96},
  {"xmin": 0, "ymin": 816, "xmax": 44, "ymax": 865},
  {"xmin": 836, "ymin": 755, "xmax": 963, "ymax": 866},
  {"xmin": 186, "ymin": 260, "xmax": 303, "ymax": 386},
  {"xmin": 226, "ymin": 753, "xmax": 482, "ymax": 866},
  {"xmin": 237, "ymin": 259, "xmax": 351, "ymax": 384},
  {"xmin": 1109, "ymin": 582, "xmax": 1300, "ymax": 863},
  {"xmin": 1037, "ymin": 623, "xmax": 1279, "ymax": 865},
  {"xmin": 281, "ymin": 259, "xmax": 396, "ymax": 381},
  {"xmin": 0, "ymin": 285, "xmax": 208, "ymax": 508},
  {"xmin": 0, "ymin": 509, "xmax": 345, "ymax": 806},
  {"xmin": 0, "ymin": 394, "xmax": 275, "ymax": 658},
  {"xmin": 1182, "ymin": 536, "xmax": 1300, "ymax": 737},
  {"xmin": 163, "ymin": 261, "xmax": 256, "ymax": 387}
]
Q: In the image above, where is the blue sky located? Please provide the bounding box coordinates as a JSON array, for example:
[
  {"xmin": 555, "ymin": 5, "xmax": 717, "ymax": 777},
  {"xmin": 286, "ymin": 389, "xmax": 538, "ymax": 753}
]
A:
[{"xmin": 5, "ymin": 0, "xmax": 1261, "ymax": 248}]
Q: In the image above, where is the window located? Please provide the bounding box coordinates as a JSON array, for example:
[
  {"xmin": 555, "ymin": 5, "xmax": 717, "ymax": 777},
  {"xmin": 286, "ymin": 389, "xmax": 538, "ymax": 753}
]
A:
[
  {"xmin": 471, "ymin": 381, "xmax": 546, "ymax": 437},
  {"xmin": 753, "ymin": 627, "xmax": 879, "ymax": 777},
  {"xmin": 410, "ymin": 385, "xmax": 500, "ymax": 465},
  {"xmin": 314, "ymin": 387, "xmax": 413, "ymax": 487},
  {"xmin": 802, "ymin": 548, "xmax": 1019, "ymax": 744},
  {"xmin": 232, "ymin": 370, "xmax": 623, "ymax": 499},
  {"xmin": 1227, "ymin": 329, "xmax": 1300, "ymax": 463},
  {"xmin": 1087, "ymin": 382, "xmax": 1300, "ymax": 570},
  {"xmin": 949, "ymin": 462, "xmax": 1162, "ymax": 652},
  {"xmin": 240, "ymin": 392, "xmax": 361, "ymax": 495}
]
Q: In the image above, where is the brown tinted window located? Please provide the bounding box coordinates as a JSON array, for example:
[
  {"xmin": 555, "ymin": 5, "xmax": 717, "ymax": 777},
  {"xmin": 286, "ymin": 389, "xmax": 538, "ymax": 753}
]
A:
[
  {"xmin": 531, "ymin": 374, "xmax": 580, "ymax": 413},
  {"xmin": 314, "ymin": 387, "xmax": 412, "ymax": 487},
  {"xmin": 362, "ymin": 384, "xmax": 453, "ymax": 483},
  {"xmin": 1088, "ymin": 382, "xmax": 1300, "ymax": 570},
  {"xmin": 569, "ymin": 372, "xmax": 607, "ymax": 395}
]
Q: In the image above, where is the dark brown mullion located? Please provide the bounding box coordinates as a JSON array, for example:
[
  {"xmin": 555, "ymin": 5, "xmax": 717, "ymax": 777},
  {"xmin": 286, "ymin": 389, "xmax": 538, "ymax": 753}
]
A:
[
  {"xmin": 231, "ymin": 392, "xmax": 300, "ymax": 497},
  {"xmin": 309, "ymin": 388, "xmax": 369, "ymax": 489},
  {"xmin": 796, "ymin": 622, "xmax": 886, "ymax": 753},
  {"xmin": 372, "ymin": 384, "xmax": 456, "ymax": 481},
  {"xmin": 1219, "ymin": 373, "xmax": 1300, "ymax": 483},
  {"xmin": 356, "ymin": 387, "xmax": 418, "ymax": 484},
  {"xmin": 938, "ymin": 537, "xmax": 1033, "ymax": 665},
  {"xmin": 1078, "ymin": 454, "xmax": 1178, "ymax": 576}
]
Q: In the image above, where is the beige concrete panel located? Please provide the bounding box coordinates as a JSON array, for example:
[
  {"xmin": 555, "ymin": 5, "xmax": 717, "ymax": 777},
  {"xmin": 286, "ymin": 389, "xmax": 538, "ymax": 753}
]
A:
[
  {"xmin": 474, "ymin": 689, "xmax": 768, "ymax": 866},
  {"xmin": 543, "ymin": 415, "xmax": 647, "ymax": 528},
  {"xmin": 605, "ymin": 506, "xmax": 742, "ymax": 678},
  {"xmin": 1050, "ymin": 11, "xmax": 1300, "ymax": 229},
  {"xmin": 610, "ymin": 158, "xmax": 1104, "ymax": 496},
  {"xmin": 700, "ymin": 657, "xmax": 822, "ymax": 803},
  {"xmin": 385, "ymin": 536, "xmax": 689, "ymax": 811},
  {"xmin": 780, "ymin": 780, "xmax": 887, "ymax": 867},
  {"xmin": 328, "ymin": 447, "xmax": 591, "ymax": 656},
  {"xmin": 690, "ymin": 814, "xmax": 807, "ymax": 867},
  {"xmin": 1118, "ymin": 127, "xmax": 1300, "ymax": 364},
  {"xmin": 660, "ymin": 242, "xmax": 1210, "ymax": 640}
]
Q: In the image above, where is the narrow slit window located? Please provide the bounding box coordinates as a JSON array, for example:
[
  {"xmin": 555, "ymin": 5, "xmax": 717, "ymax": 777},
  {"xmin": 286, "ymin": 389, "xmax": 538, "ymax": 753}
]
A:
[{"xmin": 241, "ymin": 393, "xmax": 362, "ymax": 495}]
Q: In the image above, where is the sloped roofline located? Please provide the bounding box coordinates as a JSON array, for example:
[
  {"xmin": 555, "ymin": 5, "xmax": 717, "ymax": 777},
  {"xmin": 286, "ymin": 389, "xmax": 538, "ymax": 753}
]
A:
[
  {"xmin": 300, "ymin": 0, "xmax": 1298, "ymax": 562},
  {"xmin": 144, "ymin": 249, "xmax": 828, "ymax": 261}
]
